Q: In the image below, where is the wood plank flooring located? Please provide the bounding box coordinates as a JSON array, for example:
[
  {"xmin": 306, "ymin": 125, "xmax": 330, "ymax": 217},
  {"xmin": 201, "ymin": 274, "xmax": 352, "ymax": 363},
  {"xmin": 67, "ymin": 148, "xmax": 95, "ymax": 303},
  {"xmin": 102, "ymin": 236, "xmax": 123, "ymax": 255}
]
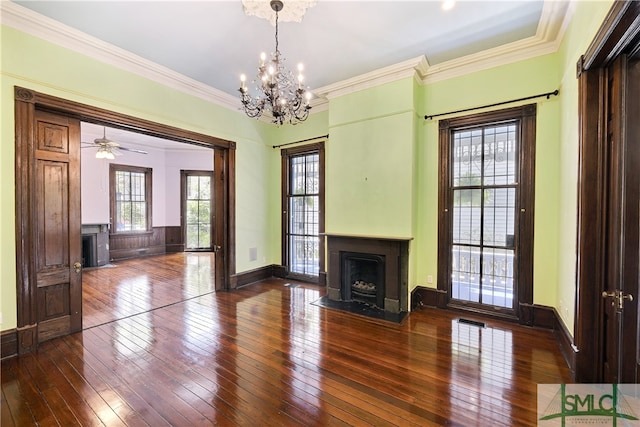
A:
[{"xmin": 1, "ymin": 254, "xmax": 571, "ymax": 426}]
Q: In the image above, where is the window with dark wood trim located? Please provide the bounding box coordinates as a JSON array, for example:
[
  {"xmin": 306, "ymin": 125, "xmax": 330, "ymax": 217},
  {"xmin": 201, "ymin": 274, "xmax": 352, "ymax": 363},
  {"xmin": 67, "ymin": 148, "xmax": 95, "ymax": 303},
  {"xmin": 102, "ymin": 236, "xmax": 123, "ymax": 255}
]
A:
[
  {"xmin": 438, "ymin": 105, "xmax": 536, "ymax": 322},
  {"xmin": 181, "ymin": 170, "xmax": 214, "ymax": 251},
  {"xmin": 281, "ymin": 143, "xmax": 325, "ymax": 282},
  {"xmin": 109, "ymin": 164, "xmax": 152, "ymax": 234}
]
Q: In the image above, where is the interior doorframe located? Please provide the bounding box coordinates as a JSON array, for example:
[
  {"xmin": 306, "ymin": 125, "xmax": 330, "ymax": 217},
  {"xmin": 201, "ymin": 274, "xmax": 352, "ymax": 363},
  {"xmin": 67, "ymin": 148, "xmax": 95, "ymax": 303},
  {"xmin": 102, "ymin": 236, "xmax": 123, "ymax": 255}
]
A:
[
  {"xmin": 574, "ymin": 1, "xmax": 640, "ymax": 381},
  {"xmin": 14, "ymin": 86, "xmax": 236, "ymax": 354}
]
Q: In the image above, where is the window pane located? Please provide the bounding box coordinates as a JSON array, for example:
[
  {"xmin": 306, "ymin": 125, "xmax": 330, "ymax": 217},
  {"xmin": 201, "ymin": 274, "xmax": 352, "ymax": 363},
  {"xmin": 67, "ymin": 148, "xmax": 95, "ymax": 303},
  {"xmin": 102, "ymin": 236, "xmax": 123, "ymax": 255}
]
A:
[
  {"xmin": 199, "ymin": 176, "xmax": 211, "ymax": 199},
  {"xmin": 451, "ymin": 245, "xmax": 480, "ymax": 303},
  {"xmin": 483, "ymin": 188, "xmax": 515, "ymax": 247},
  {"xmin": 198, "ymin": 224, "xmax": 210, "ymax": 248},
  {"xmin": 452, "ymin": 189, "xmax": 482, "ymax": 245},
  {"xmin": 482, "ymin": 248, "xmax": 514, "ymax": 308},
  {"xmin": 483, "ymin": 125, "xmax": 517, "ymax": 186}
]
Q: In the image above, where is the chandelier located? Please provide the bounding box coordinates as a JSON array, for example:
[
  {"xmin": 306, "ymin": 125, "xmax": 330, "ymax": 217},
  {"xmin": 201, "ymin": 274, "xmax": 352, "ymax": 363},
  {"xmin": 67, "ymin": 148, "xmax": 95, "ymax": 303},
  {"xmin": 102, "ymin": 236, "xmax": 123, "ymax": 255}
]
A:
[{"xmin": 239, "ymin": 0, "xmax": 312, "ymax": 125}]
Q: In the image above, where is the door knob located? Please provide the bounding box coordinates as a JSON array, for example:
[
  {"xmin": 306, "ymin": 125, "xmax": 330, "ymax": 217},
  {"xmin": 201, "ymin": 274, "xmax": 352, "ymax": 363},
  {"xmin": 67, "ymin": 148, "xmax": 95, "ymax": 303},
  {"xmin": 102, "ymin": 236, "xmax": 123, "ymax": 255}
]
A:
[
  {"xmin": 602, "ymin": 290, "xmax": 634, "ymax": 310},
  {"xmin": 73, "ymin": 262, "xmax": 82, "ymax": 273}
]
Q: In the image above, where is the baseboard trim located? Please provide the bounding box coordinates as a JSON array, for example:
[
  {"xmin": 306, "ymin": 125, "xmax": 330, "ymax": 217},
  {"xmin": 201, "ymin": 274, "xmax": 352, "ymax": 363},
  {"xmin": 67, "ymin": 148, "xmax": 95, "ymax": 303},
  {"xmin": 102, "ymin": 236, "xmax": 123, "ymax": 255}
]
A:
[
  {"xmin": 1, "ymin": 329, "xmax": 18, "ymax": 360},
  {"xmin": 552, "ymin": 308, "xmax": 576, "ymax": 380},
  {"xmin": 231, "ymin": 265, "xmax": 275, "ymax": 288},
  {"xmin": 519, "ymin": 302, "xmax": 556, "ymax": 328},
  {"xmin": 411, "ymin": 286, "xmax": 447, "ymax": 309}
]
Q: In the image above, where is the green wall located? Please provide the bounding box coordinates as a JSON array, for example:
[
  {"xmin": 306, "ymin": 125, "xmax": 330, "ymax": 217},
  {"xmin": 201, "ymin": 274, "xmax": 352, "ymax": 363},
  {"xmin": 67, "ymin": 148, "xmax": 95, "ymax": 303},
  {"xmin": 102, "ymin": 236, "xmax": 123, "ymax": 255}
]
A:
[
  {"xmin": 0, "ymin": 0, "xmax": 618, "ymax": 337},
  {"xmin": 554, "ymin": 0, "xmax": 614, "ymax": 333},
  {"xmin": 0, "ymin": 25, "xmax": 275, "ymax": 330},
  {"xmin": 416, "ymin": 53, "xmax": 562, "ymax": 310}
]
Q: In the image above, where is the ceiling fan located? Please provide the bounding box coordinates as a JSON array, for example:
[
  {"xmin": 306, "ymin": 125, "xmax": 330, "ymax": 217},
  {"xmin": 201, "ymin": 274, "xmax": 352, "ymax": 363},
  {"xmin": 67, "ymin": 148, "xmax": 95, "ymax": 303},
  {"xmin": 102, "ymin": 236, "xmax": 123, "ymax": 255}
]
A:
[{"xmin": 82, "ymin": 127, "xmax": 148, "ymax": 159}]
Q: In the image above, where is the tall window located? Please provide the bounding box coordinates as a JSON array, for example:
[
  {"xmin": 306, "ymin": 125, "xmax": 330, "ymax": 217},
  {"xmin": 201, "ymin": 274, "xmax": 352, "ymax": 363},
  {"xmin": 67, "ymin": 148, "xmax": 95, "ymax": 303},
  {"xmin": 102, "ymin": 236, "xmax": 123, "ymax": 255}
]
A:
[
  {"xmin": 181, "ymin": 170, "xmax": 213, "ymax": 251},
  {"xmin": 110, "ymin": 164, "xmax": 152, "ymax": 233},
  {"xmin": 282, "ymin": 143, "xmax": 325, "ymax": 280},
  {"xmin": 438, "ymin": 105, "xmax": 536, "ymax": 319}
]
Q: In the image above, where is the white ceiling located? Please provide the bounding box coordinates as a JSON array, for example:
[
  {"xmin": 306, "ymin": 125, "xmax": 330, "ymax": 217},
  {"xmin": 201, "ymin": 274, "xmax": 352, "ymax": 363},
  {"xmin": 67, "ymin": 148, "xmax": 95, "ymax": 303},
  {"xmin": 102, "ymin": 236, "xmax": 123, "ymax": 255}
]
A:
[
  {"xmin": 12, "ymin": 0, "xmax": 569, "ymax": 100},
  {"xmin": 8, "ymin": 0, "xmax": 572, "ymax": 148},
  {"xmin": 81, "ymin": 122, "xmax": 212, "ymax": 152}
]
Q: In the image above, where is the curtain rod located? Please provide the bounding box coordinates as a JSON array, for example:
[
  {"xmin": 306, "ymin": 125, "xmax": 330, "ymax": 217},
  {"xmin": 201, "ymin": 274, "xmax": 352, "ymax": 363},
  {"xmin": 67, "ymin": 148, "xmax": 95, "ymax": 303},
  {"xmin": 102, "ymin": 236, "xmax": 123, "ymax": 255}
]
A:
[
  {"xmin": 424, "ymin": 89, "xmax": 559, "ymax": 120},
  {"xmin": 272, "ymin": 134, "xmax": 329, "ymax": 149}
]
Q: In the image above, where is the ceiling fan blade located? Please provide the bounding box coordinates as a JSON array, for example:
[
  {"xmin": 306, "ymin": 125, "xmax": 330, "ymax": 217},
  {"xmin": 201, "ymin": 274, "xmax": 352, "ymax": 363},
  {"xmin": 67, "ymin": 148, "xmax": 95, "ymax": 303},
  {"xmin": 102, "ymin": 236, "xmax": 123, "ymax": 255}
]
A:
[{"xmin": 118, "ymin": 146, "xmax": 148, "ymax": 155}]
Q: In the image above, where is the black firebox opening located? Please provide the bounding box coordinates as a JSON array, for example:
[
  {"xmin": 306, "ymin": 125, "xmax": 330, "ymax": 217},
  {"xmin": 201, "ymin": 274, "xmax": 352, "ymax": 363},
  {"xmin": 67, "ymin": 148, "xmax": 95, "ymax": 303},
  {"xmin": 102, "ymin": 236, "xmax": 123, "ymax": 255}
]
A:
[{"xmin": 341, "ymin": 252, "xmax": 385, "ymax": 309}]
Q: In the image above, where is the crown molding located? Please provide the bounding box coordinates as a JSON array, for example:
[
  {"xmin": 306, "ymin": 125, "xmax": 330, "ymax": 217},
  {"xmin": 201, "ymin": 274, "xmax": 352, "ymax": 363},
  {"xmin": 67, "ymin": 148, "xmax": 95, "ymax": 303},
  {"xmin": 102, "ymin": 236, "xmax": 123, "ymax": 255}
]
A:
[
  {"xmin": 315, "ymin": 0, "xmax": 572, "ymax": 97},
  {"xmin": 2, "ymin": 0, "xmax": 572, "ymax": 113},
  {"xmin": 315, "ymin": 56, "xmax": 429, "ymax": 100},
  {"xmin": 0, "ymin": 1, "xmax": 240, "ymax": 111},
  {"xmin": 422, "ymin": 0, "xmax": 573, "ymax": 84}
]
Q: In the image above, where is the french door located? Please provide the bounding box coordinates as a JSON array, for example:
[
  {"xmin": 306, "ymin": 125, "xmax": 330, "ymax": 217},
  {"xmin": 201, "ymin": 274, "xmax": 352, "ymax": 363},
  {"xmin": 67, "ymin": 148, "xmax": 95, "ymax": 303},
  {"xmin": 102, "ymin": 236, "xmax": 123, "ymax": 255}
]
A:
[
  {"xmin": 281, "ymin": 143, "xmax": 325, "ymax": 281},
  {"xmin": 181, "ymin": 170, "xmax": 214, "ymax": 251},
  {"xmin": 438, "ymin": 106, "xmax": 536, "ymax": 321},
  {"xmin": 450, "ymin": 123, "xmax": 518, "ymax": 309}
]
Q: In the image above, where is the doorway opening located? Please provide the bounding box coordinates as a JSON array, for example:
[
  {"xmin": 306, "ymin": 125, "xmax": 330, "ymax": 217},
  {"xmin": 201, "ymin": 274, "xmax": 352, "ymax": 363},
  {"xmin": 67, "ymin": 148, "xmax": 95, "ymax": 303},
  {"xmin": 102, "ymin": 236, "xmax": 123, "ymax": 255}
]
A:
[
  {"xmin": 14, "ymin": 87, "xmax": 236, "ymax": 354},
  {"xmin": 79, "ymin": 123, "xmax": 219, "ymax": 329}
]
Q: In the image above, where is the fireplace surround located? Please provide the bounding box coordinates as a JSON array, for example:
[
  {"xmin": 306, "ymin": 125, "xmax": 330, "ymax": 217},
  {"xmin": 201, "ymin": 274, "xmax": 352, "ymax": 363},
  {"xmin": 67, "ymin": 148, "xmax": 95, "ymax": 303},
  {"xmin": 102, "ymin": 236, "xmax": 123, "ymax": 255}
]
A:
[{"xmin": 325, "ymin": 234, "xmax": 410, "ymax": 313}]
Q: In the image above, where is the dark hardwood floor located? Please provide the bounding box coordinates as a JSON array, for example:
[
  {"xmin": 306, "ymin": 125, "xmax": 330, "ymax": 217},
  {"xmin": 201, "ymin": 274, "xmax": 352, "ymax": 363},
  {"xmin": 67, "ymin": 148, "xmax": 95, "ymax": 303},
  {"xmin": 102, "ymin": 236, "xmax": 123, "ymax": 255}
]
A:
[{"xmin": 1, "ymin": 254, "xmax": 570, "ymax": 426}]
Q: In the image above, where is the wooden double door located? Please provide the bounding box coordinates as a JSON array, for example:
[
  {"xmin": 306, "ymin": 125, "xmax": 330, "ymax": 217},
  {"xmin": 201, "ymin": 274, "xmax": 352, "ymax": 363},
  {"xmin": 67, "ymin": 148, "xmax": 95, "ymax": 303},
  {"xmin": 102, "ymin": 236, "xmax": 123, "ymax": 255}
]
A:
[
  {"xmin": 575, "ymin": 1, "xmax": 640, "ymax": 382},
  {"xmin": 601, "ymin": 55, "xmax": 640, "ymax": 383},
  {"xmin": 15, "ymin": 88, "xmax": 234, "ymax": 354}
]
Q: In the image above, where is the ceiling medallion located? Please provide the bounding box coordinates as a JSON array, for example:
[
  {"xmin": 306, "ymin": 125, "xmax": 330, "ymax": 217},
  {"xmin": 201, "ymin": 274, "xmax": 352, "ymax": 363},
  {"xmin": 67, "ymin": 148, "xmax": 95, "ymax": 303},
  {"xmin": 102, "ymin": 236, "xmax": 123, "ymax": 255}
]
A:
[
  {"xmin": 242, "ymin": 0, "xmax": 316, "ymax": 26},
  {"xmin": 239, "ymin": 0, "xmax": 313, "ymax": 125}
]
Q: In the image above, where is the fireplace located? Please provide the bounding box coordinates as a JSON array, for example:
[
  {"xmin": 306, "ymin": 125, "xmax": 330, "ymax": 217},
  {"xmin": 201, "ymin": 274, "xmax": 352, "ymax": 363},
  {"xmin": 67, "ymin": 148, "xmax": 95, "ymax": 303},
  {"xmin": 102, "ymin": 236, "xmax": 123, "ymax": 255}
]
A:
[
  {"xmin": 325, "ymin": 234, "xmax": 410, "ymax": 314},
  {"xmin": 341, "ymin": 253, "xmax": 385, "ymax": 308}
]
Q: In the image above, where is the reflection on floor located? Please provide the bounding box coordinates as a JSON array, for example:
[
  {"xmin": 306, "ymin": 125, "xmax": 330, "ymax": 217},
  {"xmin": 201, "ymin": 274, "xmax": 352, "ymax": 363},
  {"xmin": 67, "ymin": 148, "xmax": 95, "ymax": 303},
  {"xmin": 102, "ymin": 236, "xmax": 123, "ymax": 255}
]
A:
[
  {"xmin": 82, "ymin": 252, "xmax": 215, "ymax": 329},
  {"xmin": 2, "ymin": 255, "xmax": 571, "ymax": 426}
]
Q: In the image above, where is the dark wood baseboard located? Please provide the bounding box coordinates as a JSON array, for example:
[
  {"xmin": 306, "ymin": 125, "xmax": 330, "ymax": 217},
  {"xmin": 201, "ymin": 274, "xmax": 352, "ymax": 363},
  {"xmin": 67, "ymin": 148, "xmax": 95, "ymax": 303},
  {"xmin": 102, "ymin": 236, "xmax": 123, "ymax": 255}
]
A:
[
  {"xmin": 273, "ymin": 265, "xmax": 287, "ymax": 279},
  {"xmin": 519, "ymin": 302, "xmax": 556, "ymax": 328},
  {"xmin": 230, "ymin": 265, "xmax": 275, "ymax": 288},
  {"xmin": 411, "ymin": 286, "xmax": 447, "ymax": 309},
  {"xmin": 552, "ymin": 308, "xmax": 577, "ymax": 381},
  {"xmin": 109, "ymin": 245, "xmax": 166, "ymax": 261},
  {"xmin": 165, "ymin": 243, "xmax": 184, "ymax": 253},
  {"xmin": 1, "ymin": 329, "xmax": 17, "ymax": 360},
  {"xmin": 318, "ymin": 271, "xmax": 327, "ymax": 286}
]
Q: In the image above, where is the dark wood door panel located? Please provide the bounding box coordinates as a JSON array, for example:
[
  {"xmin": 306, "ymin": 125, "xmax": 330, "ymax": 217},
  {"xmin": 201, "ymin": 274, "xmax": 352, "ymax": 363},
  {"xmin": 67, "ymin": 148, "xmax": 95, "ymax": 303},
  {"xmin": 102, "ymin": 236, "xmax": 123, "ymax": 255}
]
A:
[
  {"xmin": 37, "ymin": 160, "xmax": 70, "ymax": 270},
  {"xmin": 34, "ymin": 110, "xmax": 82, "ymax": 342}
]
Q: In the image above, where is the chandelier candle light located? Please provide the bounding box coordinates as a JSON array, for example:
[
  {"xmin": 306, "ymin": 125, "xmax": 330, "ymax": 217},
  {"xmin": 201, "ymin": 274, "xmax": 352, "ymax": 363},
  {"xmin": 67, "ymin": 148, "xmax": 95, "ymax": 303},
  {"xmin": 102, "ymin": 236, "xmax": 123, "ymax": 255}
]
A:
[{"xmin": 239, "ymin": 0, "xmax": 312, "ymax": 125}]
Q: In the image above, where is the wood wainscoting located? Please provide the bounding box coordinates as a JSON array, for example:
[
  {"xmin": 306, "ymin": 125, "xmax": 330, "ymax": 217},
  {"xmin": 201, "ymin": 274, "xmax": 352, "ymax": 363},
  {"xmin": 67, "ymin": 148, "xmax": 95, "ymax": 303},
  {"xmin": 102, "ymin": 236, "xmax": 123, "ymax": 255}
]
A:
[
  {"xmin": 109, "ymin": 226, "xmax": 184, "ymax": 261},
  {"xmin": 165, "ymin": 226, "xmax": 184, "ymax": 253}
]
